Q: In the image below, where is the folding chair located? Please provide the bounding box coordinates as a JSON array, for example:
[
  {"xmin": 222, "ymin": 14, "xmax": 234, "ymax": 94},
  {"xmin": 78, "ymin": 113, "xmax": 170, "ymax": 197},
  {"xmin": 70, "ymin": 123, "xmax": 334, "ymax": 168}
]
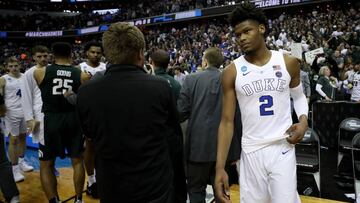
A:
[{"xmin": 296, "ymin": 128, "xmax": 321, "ymax": 196}]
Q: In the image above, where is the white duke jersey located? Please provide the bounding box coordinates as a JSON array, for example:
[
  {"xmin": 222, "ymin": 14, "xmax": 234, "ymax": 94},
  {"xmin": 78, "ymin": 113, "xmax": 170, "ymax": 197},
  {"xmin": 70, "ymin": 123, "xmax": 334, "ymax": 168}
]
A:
[
  {"xmin": 3, "ymin": 74, "xmax": 24, "ymax": 116},
  {"xmin": 234, "ymin": 50, "xmax": 292, "ymax": 153},
  {"xmin": 351, "ymin": 72, "xmax": 360, "ymax": 101},
  {"xmin": 20, "ymin": 66, "xmax": 43, "ymax": 121},
  {"xmin": 79, "ymin": 62, "xmax": 106, "ymax": 76}
]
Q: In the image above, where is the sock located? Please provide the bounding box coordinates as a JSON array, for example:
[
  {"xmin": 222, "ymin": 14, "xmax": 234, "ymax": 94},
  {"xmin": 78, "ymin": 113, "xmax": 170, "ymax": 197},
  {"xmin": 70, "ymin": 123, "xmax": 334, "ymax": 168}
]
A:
[
  {"xmin": 18, "ymin": 157, "xmax": 24, "ymax": 163},
  {"xmin": 88, "ymin": 174, "xmax": 96, "ymax": 186},
  {"xmin": 49, "ymin": 196, "xmax": 60, "ymax": 203},
  {"xmin": 75, "ymin": 195, "xmax": 82, "ymax": 201}
]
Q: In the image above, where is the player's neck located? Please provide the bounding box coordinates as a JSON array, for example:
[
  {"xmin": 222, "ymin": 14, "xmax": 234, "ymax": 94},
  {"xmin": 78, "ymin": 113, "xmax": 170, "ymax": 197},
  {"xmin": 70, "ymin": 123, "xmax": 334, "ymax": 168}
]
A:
[
  {"xmin": 86, "ymin": 61, "xmax": 100, "ymax": 68},
  {"xmin": 9, "ymin": 72, "xmax": 21, "ymax": 78},
  {"xmin": 55, "ymin": 58, "xmax": 71, "ymax": 66},
  {"xmin": 36, "ymin": 64, "xmax": 46, "ymax": 69},
  {"xmin": 244, "ymin": 47, "xmax": 271, "ymax": 67}
]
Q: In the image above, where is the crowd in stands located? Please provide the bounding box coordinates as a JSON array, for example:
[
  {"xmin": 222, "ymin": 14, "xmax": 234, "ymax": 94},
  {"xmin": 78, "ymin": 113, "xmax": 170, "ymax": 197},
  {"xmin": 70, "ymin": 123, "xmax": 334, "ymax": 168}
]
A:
[
  {"xmin": 0, "ymin": 1, "xmax": 359, "ymax": 102},
  {"xmin": 0, "ymin": 0, "xmax": 238, "ymax": 31}
]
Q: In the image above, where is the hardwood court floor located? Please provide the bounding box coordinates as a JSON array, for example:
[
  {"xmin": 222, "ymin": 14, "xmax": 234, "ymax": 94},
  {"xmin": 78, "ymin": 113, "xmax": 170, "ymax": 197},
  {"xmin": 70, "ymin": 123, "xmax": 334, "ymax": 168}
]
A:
[{"xmin": 0, "ymin": 168, "xmax": 347, "ymax": 203}]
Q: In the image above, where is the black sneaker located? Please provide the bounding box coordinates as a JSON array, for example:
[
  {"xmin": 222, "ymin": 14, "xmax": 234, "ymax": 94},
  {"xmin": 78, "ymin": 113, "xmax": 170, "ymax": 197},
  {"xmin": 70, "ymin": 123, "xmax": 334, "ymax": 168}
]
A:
[{"xmin": 86, "ymin": 182, "xmax": 99, "ymax": 198}]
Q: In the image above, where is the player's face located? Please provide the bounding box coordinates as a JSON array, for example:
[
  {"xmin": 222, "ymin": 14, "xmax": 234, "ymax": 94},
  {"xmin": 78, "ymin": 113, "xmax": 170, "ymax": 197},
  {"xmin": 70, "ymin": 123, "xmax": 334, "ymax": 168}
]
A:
[
  {"xmin": 234, "ymin": 20, "xmax": 265, "ymax": 54},
  {"xmin": 34, "ymin": 52, "xmax": 49, "ymax": 67},
  {"xmin": 86, "ymin": 46, "xmax": 102, "ymax": 64},
  {"xmin": 7, "ymin": 62, "xmax": 21, "ymax": 74}
]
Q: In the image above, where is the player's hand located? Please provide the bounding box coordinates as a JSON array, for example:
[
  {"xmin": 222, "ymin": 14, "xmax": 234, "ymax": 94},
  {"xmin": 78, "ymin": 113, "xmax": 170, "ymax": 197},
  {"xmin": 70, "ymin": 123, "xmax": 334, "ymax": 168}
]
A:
[
  {"xmin": 214, "ymin": 168, "xmax": 231, "ymax": 203},
  {"xmin": 63, "ymin": 90, "xmax": 74, "ymax": 98},
  {"xmin": 286, "ymin": 122, "xmax": 308, "ymax": 145},
  {"xmin": 26, "ymin": 119, "xmax": 36, "ymax": 133},
  {"xmin": 324, "ymin": 96, "xmax": 332, "ymax": 102}
]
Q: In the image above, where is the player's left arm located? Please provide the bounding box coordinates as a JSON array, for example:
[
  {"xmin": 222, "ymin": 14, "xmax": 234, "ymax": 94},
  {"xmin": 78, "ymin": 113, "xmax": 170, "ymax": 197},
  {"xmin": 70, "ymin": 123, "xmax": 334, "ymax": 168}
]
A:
[
  {"xmin": 285, "ymin": 55, "xmax": 308, "ymax": 144},
  {"xmin": 80, "ymin": 72, "xmax": 91, "ymax": 84}
]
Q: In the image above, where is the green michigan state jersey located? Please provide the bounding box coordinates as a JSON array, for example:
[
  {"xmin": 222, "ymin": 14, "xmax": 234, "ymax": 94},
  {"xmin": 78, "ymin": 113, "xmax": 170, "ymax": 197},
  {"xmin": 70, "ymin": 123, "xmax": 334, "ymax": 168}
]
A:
[{"xmin": 39, "ymin": 64, "xmax": 81, "ymax": 113}]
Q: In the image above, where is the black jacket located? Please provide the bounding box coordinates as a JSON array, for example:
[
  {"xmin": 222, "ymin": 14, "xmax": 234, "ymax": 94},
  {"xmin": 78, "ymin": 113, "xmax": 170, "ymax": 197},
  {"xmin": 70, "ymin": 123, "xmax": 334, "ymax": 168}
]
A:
[{"xmin": 77, "ymin": 65, "xmax": 179, "ymax": 203}]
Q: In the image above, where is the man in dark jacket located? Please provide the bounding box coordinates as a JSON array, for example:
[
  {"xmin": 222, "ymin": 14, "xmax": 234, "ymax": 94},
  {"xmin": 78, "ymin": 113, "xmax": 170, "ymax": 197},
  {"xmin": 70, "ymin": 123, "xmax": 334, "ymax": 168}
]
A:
[
  {"xmin": 177, "ymin": 47, "xmax": 240, "ymax": 203},
  {"xmin": 150, "ymin": 49, "xmax": 187, "ymax": 203},
  {"xmin": 77, "ymin": 22, "xmax": 178, "ymax": 203}
]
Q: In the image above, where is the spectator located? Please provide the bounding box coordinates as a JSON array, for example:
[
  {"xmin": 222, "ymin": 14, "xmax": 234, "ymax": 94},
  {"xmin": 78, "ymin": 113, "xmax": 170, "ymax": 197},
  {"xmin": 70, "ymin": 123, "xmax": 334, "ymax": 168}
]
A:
[
  {"xmin": 174, "ymin": 67, "xmax": 186, "ymax": 86},
  {"xmin": 315, "ymin": 66, "xmax": 340, "ymax": 101}
]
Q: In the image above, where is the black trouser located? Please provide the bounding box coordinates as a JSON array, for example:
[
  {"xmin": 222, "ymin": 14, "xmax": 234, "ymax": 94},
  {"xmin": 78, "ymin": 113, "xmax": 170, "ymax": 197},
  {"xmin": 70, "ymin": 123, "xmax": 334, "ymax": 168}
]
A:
[
  {"xmin": 0, "ymin": 131, "xmax": 19, "ymax": 202},
  {"xmin": 187, "ymin": 161, "xmax": 217, "ymax": 203}
]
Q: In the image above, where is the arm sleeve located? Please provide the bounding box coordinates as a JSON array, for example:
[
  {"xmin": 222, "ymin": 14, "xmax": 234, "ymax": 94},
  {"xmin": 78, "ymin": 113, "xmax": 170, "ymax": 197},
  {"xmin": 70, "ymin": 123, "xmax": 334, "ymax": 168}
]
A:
[
  {"xmin": 20, "ymin": 71, "xmax": 35, "ymax": 121},
  {"xmin": 315, "ymin": 84, "xmax": 327, "ymax": 97},
  {"xmin": 290, "ymin": 83, "xmax": 309, "ymax": 119}
]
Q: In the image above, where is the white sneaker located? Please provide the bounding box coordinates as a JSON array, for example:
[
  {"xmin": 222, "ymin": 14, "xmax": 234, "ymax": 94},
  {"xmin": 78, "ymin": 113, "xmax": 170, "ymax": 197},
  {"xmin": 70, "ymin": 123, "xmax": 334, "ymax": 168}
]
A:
[
  {"xmin": 19, "ymin": 158, "xmax": 34, "ymax": 172},
  {"xmin": 10, "ymin": 195, "xmax": 20, "ymax": 203},
  {"xmin": 12, "ymin": 165, "xmax": 25, "ymax": 182},
  {"xmin": 74, "ymin": 200, "xmax": 84, "ymax": 203}
]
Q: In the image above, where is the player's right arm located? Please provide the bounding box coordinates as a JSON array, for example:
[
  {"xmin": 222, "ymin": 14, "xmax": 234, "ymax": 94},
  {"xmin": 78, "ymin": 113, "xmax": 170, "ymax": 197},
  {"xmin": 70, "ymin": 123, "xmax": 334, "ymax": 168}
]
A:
[
  {"xmin": 214, "ymin": 63, "xmax": 237, "ymax": 203},
  {"xmin": 26, "ymin": 68, "xmax": 46, "ymax": 133},
  {"xmin": 0, "ymin": 76, "xmax": 6, "ymax": 96},
  {"xmin": 33, "ymin": 66, "xmax": 46, "ymax": 86},
  {"xmin": 21, "ymin": 71, "xmax": 36, "ymax": 121}
]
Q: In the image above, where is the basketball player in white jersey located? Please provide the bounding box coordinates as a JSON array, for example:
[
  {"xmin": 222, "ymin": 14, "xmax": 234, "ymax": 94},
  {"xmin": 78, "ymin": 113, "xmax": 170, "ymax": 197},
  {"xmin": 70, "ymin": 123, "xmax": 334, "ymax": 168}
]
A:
[
  {"xmin": 79, "ymin": 41, "xmax": 106, "ymax": 76},
  {"xmin": 20, "ymin": 45, "xmax": 48, "ymax": 147},
  {"xmin": 214, "ymin": 2, "xmax": 308, "ymax": 203},
  {"xmin": 78, "ymin": 41, "xmax": 105, "ymax": 198},
  {"xmin": 0, "ymin": 57, "xmax": 33, "ymax": 183}
]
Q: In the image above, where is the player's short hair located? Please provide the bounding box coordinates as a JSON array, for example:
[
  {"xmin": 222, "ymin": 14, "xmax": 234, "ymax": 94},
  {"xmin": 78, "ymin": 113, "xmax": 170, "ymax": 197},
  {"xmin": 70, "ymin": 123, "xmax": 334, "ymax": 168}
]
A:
[
  {"xmin": 102, "ymin": 22, "xmax": 145, "ymax": 65},
  {"xmin": 150, "ymin": 49, "xmax": 169, "ymax": 69},
  {"xmin": 32, "ymin": 45, "xmax": 49, "ymax": 55},
  {"xmin": 228, "ymin": 0, "xmax": 267, "ymax": 29},
  {"xmin": 4, "ymin": 56, "xmax": 19, "ymax": 67},
  {"xmin": 203, "ymin": 47, "xmax": 224, "ymax": 68},
  {"xmin": 51, "ymin": 42, "xmax": 72, "ymax": 58},
  {"xmin": 84, "ymin": 41, "xmax": 103, "ymax": 53}
]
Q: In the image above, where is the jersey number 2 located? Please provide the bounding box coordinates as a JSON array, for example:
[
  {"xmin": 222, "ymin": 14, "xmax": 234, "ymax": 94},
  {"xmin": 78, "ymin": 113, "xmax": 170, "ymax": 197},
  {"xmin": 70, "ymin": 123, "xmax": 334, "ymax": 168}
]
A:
[
  {"xmin": 259, "ymin": 95, "xmax": 274, "ymax": 116},
  {"xmin": 52, "ymin": 79, "xmax": 73, "ymax": 95}
]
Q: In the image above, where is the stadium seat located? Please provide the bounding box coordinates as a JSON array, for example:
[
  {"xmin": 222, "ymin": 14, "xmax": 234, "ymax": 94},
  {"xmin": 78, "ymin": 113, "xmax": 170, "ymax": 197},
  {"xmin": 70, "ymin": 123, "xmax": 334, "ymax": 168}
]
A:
[
  {"xmin": 352, "ymin": 133, "xmax": 360, "ymax": 201},
  {"xmin": 337, "ymin": 118, "xmax": 360, "ymax": 172},
  {"xmin": 296, "ymin": 128, "xmax": 321, "ymax": 196}
]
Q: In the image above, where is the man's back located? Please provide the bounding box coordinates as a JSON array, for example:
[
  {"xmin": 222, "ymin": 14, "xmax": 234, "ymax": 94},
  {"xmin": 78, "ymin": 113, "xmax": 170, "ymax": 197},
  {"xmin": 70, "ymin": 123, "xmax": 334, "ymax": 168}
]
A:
[
  {"xmin": 77, "ymin": 65, "xmax": 175, "ymax": 202},
  {"xmin": 39, "ymin": 64, "xmax": 81, "ymax": 113},
  {"xmin": 178, "ymin": 67, "xmax": 223, "ymax": 162}
]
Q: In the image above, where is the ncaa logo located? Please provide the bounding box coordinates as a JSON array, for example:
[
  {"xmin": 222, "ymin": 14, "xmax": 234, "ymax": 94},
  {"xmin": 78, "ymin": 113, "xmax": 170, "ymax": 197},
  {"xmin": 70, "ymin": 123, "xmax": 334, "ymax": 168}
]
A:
[
  {"xmin": 241, "ymin": 66, "xmax": 247, "ymax": 72},
  {"xmin": 275, "ymin": 71, "xmax": 282, "ymax": 78}
]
